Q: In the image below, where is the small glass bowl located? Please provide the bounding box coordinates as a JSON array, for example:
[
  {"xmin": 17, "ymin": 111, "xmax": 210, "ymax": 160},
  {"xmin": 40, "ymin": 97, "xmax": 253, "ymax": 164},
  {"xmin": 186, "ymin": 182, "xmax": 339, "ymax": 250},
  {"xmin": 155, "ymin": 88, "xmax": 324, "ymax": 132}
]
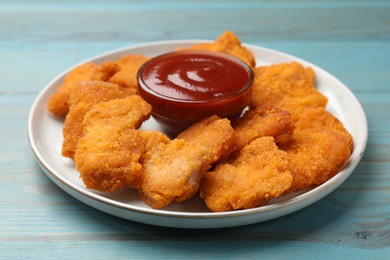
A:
[{"xmin": 137, "ymin": 50, "xmax": 254, "ymax": 136}]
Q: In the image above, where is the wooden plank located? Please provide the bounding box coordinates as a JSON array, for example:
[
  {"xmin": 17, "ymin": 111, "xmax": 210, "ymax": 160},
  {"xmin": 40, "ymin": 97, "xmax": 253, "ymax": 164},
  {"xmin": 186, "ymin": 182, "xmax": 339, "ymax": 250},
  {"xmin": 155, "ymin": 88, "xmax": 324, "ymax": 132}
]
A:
[
  {"xmin": 0, "ymin": 2, "xmax": 388, "ymax": 42},
  {"xmin": 0, "ymin": 239, "xmax": 387, "ymax": 259}
]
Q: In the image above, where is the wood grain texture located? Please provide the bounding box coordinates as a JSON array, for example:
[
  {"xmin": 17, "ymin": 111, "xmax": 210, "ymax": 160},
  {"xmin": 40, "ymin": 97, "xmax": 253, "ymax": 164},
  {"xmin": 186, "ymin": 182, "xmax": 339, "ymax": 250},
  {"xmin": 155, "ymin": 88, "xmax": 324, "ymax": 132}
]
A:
[{"xmin": 0, "ymin": 0, "xmax": 389, "ymax": 258}]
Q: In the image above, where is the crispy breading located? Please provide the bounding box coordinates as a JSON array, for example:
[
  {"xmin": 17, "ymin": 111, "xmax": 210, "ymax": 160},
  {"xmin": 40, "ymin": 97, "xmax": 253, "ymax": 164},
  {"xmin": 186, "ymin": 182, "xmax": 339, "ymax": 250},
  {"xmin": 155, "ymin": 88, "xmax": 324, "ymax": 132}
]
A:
[
  {"xmin": 233, "ymin": 107, "xmax": 295, "ymax": 149},
  {"xmin": 183, "ymin": 31, "xmax": 256, "ymax": 68},
  {"xmin": 177, "ymin": 115, "xmax": 238, "ymax": 163},
  {"xmin": 81, "ymin": 95, "xmax": 151, "ymax": 130},
  {"xmin": 47, "ymin": 61, "xmax": 120, "ymax": 117},
  {"xmin": 109, "ymin": 54, "xmax": 149, "ymax": 91},
  {"xmin": 139, "ymin": 116, "xmax": 237, "ymax": 209},
  {"xmin": 76, "ymin": 128, "xmax": 145, "ymax": 192},
  {"xmin": 200, "ymin": 137, "xmax": 292, "ymax": 212},
  {"xmin": 280, "ymin": 108, "xmax": 354, "ymax": 192},
  {"xmin": 61, "ymin": 81, "xmax": 132, "ymax": 159},
  {"xmin": 252, "ymin": 62, "xmax": 353, "ymax": 192},
  {"xmin": 251, "ymin": 62, "xmax": 328, "ymax": 113},
  {"xmin": 76, "ymin": 129, "xmax": 170, "ymax": 192},
  {"xmin": 139, "ymin": 139, "xmax": 210, "ymax": 209},
  {"xmin": 74, "ymin": 96, "xmax": 155, "ymax": 192}
]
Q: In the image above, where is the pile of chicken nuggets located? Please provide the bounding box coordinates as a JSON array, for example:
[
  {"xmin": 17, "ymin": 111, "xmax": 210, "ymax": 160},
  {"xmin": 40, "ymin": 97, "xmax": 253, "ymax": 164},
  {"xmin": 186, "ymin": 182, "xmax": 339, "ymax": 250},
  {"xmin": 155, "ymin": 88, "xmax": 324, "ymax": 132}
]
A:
[{"xmin": 47, "ymin": 31, "xmax": 354, "ymax": 212}]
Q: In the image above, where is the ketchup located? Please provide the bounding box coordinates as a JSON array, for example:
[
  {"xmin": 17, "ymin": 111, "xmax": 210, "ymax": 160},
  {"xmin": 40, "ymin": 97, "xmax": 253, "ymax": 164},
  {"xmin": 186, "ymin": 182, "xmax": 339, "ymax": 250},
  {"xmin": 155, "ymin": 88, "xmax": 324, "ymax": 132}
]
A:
[
  {"xmin": 139, "ymin": 50, "xmax": 252, "ymax": 101},
  {"xmin": 137, "ymin": 50, "xmax": 254, "ymax": 135}
]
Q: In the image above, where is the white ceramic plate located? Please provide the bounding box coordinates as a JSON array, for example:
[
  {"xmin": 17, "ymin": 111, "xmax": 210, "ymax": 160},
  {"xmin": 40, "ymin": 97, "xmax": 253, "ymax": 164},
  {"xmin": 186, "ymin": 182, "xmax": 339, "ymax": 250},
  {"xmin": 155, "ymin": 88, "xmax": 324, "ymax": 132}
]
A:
[{"xmin": 28, "ymin": 40, "xmax": 368, "ymax": 229}]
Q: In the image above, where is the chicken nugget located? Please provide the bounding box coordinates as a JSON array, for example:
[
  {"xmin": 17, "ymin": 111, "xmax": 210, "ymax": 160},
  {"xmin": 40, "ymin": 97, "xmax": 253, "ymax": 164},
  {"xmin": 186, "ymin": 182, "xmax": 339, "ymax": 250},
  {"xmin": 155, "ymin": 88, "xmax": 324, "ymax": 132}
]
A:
[
  {"xmin": 75, "ymin": 128, "xmax": 145, "ymax": 192},
  {"xmin": 183, "ymin": 31, "xmax": 255, "ymax": 68},
  {"xmin": 139, "ymin": 139, "xmax": 210, "ymax": 209},
  {"xmin": 61, "ymin": 81, "xmax": 132, "ymax": 159},
  {"xmin": 177, "ymin": 115, "xmax": 237, "ymax": 163},
  {"xmin": 200, "ymin": 137, "xmax": 292, "ymax": 212},
  {"xmin": 74, "ymin": 96, "xmax": 155, "ymax": 192},
  {"xmin": 47, "ymin": 61, "xmax": 120, "ymax": 117},
  {"xmin": 280, "ymin": 108, "xmax": 354, "ymax": 192},
  {"xmin": 81, "ymin": 95, "xmax": 151, "ymax": 130},
  {"xmin": 252, "ymin": 62, "xmax": 353, "ymax": 192},
  {"xmin": 233, "ymin": 107, "xmax": 295, "ymax": 149},
  {"xmin": 139, "ymin": 116, "xmax": 236, "ymax": 209},
  {"xmin": 109, "ymin": 54, "xmax": 149, "ymax": 91},
  {"xmin": 251, "ymin": 62, "xmax": 328, "ymax": 113}
]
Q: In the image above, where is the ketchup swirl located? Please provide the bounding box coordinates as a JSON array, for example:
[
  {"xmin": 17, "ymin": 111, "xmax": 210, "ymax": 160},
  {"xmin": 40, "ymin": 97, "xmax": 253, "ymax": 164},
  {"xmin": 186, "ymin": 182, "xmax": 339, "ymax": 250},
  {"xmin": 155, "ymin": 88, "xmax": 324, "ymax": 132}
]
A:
[
  {"xmin": 137, "ymin": 50, "xmax": 254, "ymax": 135},
  {"xmin": 139, "ymin": 51, "xmax": 253, "ymax": 102}
]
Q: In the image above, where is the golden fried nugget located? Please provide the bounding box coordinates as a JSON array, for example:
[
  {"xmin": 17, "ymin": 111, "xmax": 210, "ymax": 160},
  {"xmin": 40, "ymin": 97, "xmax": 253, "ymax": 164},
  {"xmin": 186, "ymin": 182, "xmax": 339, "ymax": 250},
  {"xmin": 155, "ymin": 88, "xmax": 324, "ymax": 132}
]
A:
[
  {"xmin": 233, "ymin": 107, "xmax": 295, "ymax": 149},
  {"xmin": 139, "ymin": 139, "xmax": 210, "ymax": 209},
  {"xmin": 292, "ymin": 107, "xmax": 352, "ymax": 135},
  {"xmin": 109, "ymin": 54, "xmax": 149, "ymax": 91},
  {"xmin": 81, "ymin": 95, "xmax": 151, "ymax": 130},
  {"xmin": 134, "ymin": 130, "xmax": 173, "ymax": 190},
  {"xmin": 251, "ymin": 62, "xmax": 328, "ymax": 113},
  {"xmin": 64, "ymin": 62, "xmax": 119, "ymax": 83},
  {"xmin": 76, "ymin": 128, "xmax": 145, "ymax": 192},
  {"xmin": 139, "ymin": 116, "xmax": 237, "ymax": 209},
  {"xmin": 177, "ymin": 115, "xmax": 237, "ymax": 163},
  {"xmin": 183, "ymin": 31, "xmax": 256, "ymax": 68},
  {"xmin": 280, "ymin": 108, "xmax": 354, "ymax": 192},
  {"xmin": 76, "ymin": 129, "xmax": 169, "ymax": 192},
  {"xmin": 74, "ymin": 96, "xmax": 154, "ymax": 192},
  {"xmin": 47, "ymin": 61, "xmax": 120, "ymax": 117},
  {"xmin": 252, "ymin": 62, "xmax": 353, "ymax": 192},
  {"xmin": 62, "ymin": 81, "xmax": 132, "ymax": 159},
  {"xmin": 200, "ymin": 137, "xmax": 292, "ymax": 212}
]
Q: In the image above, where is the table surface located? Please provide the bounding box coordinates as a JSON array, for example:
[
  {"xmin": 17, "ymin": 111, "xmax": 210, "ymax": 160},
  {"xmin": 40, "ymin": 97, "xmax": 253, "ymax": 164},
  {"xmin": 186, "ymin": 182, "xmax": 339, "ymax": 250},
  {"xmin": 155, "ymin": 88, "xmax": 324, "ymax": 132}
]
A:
[{"xmin": 1, "ymin": 0, "xmax": 389, "ymax": 258}]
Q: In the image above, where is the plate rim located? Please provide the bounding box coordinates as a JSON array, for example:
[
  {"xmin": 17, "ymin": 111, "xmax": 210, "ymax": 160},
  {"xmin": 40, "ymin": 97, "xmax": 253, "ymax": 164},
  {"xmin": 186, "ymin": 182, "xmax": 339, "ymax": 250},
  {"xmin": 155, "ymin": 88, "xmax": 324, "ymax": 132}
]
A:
[{"xmin": 27, "ymin": 39, "xmax": 368, "ymax": 227}]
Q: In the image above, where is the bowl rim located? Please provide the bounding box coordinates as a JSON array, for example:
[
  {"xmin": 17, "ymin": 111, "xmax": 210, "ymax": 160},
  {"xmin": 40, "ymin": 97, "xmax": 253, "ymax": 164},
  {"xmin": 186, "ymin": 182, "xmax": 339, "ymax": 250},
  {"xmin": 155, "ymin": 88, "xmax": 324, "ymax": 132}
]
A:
[{"xmin": 137, "ymin": 49, "xmax": 254, "ymax": 104}]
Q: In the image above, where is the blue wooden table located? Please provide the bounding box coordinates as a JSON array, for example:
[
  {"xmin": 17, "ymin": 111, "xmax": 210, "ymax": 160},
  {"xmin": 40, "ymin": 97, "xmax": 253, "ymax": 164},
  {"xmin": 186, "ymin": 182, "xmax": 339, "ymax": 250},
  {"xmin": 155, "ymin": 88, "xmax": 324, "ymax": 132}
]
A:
[{"xmin": 1, "ymin": 0, "xmax": 389, "ymax": 258}]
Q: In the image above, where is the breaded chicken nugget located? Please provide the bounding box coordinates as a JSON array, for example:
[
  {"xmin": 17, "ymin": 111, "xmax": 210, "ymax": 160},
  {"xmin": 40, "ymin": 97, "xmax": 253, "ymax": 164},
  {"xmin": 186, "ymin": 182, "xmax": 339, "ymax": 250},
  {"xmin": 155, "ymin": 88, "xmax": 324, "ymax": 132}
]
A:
[
  {"xmin": 252, "ymin": 62, "xmax": 353, "ymax": 192},
  {"xmin": 109, "ymin": 54, "xmax": 149, "ymax": 91},
  {"xmin": 74, "ymin": 96, "xmax": 155, "ymax": 192},
  {"xmin": 76, "ymin": 128, "xmax": 145, "ymax": 192},
  {"xmin": 62, "ymin": 81, "xmax": 132, "ymax": 159},
  {"xmin": 47, "ymin": 61, "xmax": 120, "ymax": 117},
  {"xmin": 233, "ymin": 107, "xmax": 295, "ymax": 149},
  {"xmin": 200, "ymin": 137, "xmax": 292, "ymax": 212},
  {"xmin": 139, "ymin": 116, "xmax": 236, "ymax": 209},
  {"xmin": 183, "ymin": 31, "xmax": 256, "ymax": 68},
  {"xmin": 280, "ymin": 108, "xmax": 354, "ymax": 192},
  {"xmin": 177, "ymin": 115, "xmax": 238, "ymax": 163},
  {"xmin": 139, "ymin": 139, "xmax": 210, "ymax": 209},
  {"xmin": 81, "ymin": 95, "xmax": 151, "ymax": 130},
  {"xmin": 251, "ymin": 62, "xmax": 328, "ymax": 113}
]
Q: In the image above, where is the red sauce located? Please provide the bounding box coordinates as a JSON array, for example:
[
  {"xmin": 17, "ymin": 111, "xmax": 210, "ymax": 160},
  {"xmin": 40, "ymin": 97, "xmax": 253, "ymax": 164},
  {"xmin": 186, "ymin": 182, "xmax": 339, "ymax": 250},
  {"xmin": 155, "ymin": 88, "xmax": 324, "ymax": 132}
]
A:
[
  {"xmin": 139, "ymin": 50, "xmax": 252, "ymax": 101},
  {"xmin": 137, "ymin": 50, "xmax": 254, "ymax": 135}
]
